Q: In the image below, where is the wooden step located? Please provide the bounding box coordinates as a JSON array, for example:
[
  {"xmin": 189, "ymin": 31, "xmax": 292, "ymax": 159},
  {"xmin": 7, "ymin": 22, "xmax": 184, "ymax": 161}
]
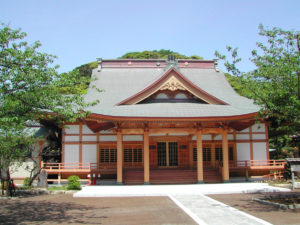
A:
[{"xmin": 123, "ymin": 168, "xmax": 222, "ymax": 184}]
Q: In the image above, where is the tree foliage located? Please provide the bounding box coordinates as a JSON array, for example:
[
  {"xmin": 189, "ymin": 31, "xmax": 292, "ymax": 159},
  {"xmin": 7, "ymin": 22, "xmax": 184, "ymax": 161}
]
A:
[
  {"xmin": 120, "ymin": 49, "xmax": 203, "ymax": 60},
  {"xmin": 216, "ymin": 24, "xmax": 300, "ymax": 153},
  {"xmin": 72, "ymin": 49, "xmax": 203, "ymax": 83},
  {"xmin": 0, "ymin": 24, "xmax": 96, "ymax": 192}
]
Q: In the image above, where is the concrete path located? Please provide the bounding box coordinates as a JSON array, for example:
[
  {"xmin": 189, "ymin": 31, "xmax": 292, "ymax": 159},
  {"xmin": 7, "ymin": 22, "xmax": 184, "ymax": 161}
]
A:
[
  {"xmin": 74, "ymin": 182, "xmax": 290, "ymax": 197},
  {"xmin": 170, "ymin": 194, "xmax": 272, "ymax": 225}
]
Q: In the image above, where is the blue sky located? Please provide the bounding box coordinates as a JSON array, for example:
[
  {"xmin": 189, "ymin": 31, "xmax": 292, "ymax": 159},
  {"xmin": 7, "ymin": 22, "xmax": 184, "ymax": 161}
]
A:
[{"xmin": 1, "ymin": 0, "xmax": 299, "ymax": 73}]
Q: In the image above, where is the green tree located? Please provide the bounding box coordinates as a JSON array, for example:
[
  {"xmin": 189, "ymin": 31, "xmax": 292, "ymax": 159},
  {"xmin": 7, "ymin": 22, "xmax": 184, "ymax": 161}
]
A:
[
  {"xmin": 73, "ymin": 49, "xmax": 203, "ymax": 81},
  {"xmin": 120, "ymin": 49, "xmax": 203, "ymax": 59},
  {"xmin": 0, "ymin": 24, "xmax": 96, "ymax": 194},
  {"xmin": 216, "ymin": 25, "xmax": 300, "ymax": 155}
]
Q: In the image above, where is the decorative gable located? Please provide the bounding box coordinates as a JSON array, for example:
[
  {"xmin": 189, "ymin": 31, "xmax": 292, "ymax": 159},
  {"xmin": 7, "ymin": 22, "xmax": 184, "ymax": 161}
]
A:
[
  {"xmin": 160, "ymin": 76, "xmax": 186, "ymax": 91},
  {"xmin": 117, "ymin": 67, "xmax": 227, "ymax": 105}
]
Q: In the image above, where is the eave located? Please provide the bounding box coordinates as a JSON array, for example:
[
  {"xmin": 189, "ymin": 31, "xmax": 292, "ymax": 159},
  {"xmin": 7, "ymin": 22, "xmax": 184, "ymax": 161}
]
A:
[{"xmin": 87, "ymin": 112, "xmax": 259, "ymax": 123}]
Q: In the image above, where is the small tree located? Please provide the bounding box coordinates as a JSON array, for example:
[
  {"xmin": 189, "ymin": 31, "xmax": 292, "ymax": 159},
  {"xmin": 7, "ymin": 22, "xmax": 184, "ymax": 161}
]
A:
[
  {"xmin": 67, "ymin": 175, "xmax": 81, "ymax": 190},
  {"xmin": 215, "ymin": 25, "xmax": 300, "ymax": 152},
  {"xmin": 0, "ymin": 23, "xmax": 97, "ymax": 195}
]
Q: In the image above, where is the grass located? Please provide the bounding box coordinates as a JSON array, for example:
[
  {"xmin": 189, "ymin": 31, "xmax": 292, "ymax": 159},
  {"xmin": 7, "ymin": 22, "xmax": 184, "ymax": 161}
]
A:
[{"xmin": 47, "ymin": 186, "xmax": 67, "ymax": 191}]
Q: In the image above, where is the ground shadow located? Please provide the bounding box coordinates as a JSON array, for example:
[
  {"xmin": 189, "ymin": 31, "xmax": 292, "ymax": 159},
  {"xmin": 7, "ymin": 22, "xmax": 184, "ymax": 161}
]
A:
[{"xmin": 0, "ymin": 200, "xmax": 108, "ymax": 224}]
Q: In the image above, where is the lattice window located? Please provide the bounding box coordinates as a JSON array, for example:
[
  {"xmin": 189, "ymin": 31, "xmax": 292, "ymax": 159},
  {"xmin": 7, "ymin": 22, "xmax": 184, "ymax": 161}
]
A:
[
  {"xmin": 124, "ymin": 147, "xmax": 142, "ymax": 163},
  {"xmin": 193, "ymin": 148, "xmax": 211, "ymax": 162},
  {"xmin": 215, "ymin": 147, "xmax": 234, "ymax": 161},
  {"xmin": 100, "ymin": 147, "xmax": 117, "ymax": 163}
]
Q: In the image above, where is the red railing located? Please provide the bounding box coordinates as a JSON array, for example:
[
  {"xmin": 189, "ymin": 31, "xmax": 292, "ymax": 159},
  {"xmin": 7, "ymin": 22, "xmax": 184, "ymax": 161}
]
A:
[
  {"xmin": 229, "ymin": 160, "xmax": 286, "ymax": 170},
  {"xmin": 43, "ymin": 162, "xmax": 91, "ymax": 172},
  {"xmin": 42, "ymin": 162, "xmax": 117, "ymax": 173}
]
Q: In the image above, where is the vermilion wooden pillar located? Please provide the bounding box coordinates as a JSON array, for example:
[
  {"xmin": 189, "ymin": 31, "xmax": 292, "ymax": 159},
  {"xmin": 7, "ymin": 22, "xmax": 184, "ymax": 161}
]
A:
[
  {"xmin": 144, "ymin": 130, "xmax": 150, "ymax": 184},
  {"xmin": 196, "ymin": 130, "xmax": 204, "ymax": 183},
  {"xmin": 117, "ymin": 131, "xmax": 123, "ymax": 184},
  {"xmin": 222, "ymin": 130, "xmax": 230, "ymax": 182}
]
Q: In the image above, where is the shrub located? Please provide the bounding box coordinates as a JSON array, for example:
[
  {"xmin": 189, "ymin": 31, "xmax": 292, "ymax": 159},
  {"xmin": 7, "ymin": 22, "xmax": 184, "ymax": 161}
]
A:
[
  {"xmin": 67, "ymin": 175, "xmax": 81, "ymax": 190},
  {"xmin": 23, "ymin": 177, "xmax": 30, "ymax": 188}
]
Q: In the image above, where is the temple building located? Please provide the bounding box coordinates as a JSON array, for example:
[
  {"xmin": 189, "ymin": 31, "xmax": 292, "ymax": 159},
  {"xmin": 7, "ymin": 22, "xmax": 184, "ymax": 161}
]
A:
[{"xmin": 43, "ymin": 57, "xmax": 285, "ymax": 184}]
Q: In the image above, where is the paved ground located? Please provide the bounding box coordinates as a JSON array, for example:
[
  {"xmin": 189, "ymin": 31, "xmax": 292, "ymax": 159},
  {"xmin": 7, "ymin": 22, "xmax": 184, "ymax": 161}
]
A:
[
  {"xmin": 171, "ymin": 195, "xmax": 272, "ymax": 225},
  {"xmin": 209, "ymin": 192, "xmax": 300, "ymax": 225},
  {"xmin": 0, "ymin": 194, "xmax": 196, "ymax": 225},
  {"xmin": 73, "ymin": 183, "xmax": 291, "ymax": 225},
  {"xmin": 1, "ymin": 184, "xmax": 296, "ymax": 225}
]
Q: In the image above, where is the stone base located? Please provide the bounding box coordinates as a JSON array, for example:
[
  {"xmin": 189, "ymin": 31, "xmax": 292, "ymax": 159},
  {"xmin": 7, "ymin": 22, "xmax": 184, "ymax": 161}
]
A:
[
  {"xmin": 116, "ymin": 182, "xmax": 123, "ymax": 185},
  {"xmin": 144, "ymin": 182, "xmax": 150, "ymax": 185},
  {"xmin": 197, "ymin": 181, "xmax": 204, "ymax": 184},
  {"xmin": 223, "ymin": 180, "xmax": 230, "ymax": 183}
]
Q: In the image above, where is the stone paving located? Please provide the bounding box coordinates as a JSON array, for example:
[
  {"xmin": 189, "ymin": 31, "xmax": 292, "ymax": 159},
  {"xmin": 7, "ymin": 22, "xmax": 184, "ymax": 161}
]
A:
[{"xmin": 170, "ymin": 194, "xmax": 272, "ymax": 225}]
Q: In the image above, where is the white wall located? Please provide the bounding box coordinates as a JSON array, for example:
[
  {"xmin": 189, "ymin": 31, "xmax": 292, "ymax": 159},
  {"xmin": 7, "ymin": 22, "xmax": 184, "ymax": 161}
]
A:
[
  {"xmin": 65, "ymin": 136, "xmax": 80, "ymax": 142},
  {"xmin": 65, "ymin": 144, "xmax": 79, "ymax": 164},
  {"xmin": 214, "ymin": 135, "xmax": 222, "ymax": 140},
  {"xmin": 82, "ymin": 144, "xmax": 97, "ymax": 164},
  {"xmin": 236, "ymin": 143, "xmax": 251, "ymax": 161},
  {"xmin": 240, "ymin": 128, "xmax": 249, "ymax": 132},
  {"xmin": 253, "ymin": 142, "xmax": 267, "ymax": 161},
  {"xmin": 123, "ymin": 135, "xmax": 143, "ymax": 141},
  {"xmin": 82, "ymin": 136, "xmax": 97, "ymax": 142},
  {"xmin": 100, "ymin": 135, "xmax": 117, "ymax": 141},
  {"xmin": 252, "ymin": 134, "xmax": 266, "ymax": 140},
  {"xmin": 236, "ymin": 134, "xmax": 250, "ymax": 140},
  {"xmin": 82, "ymin": 125, "xmax": 94, "ymax": 134},
  {"xmin": 65, "ymin": 125, "xmax": 79, "ymax": 134}
]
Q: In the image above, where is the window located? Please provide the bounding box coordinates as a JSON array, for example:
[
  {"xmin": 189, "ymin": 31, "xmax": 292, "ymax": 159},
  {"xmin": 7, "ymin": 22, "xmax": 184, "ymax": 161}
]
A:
[
  {"xmin": 193, "ymin": 147, "xmax": 233, "ymax": 161},
  {"xmin": 155, "ymin": 93, "xmax": 168, "ymax": 99},
  {"xmin": 174, "ymin": 93, "xmax": 188, "ymax": 99},
  {"xmin": 215, "ymin": 147, "xmax": 234, "ymax": 161},
  {"xmin": 215, "ymin": 148, "xmax": 222, "ymax": 161},
  {"xmin": 138, "ymin": 91, "xmax": 208, "ymax": 104},
  {"xmin": 193, "ymin": 148, "xmax": 211, "ymax": 162},
  {"xmin": 124, "ymin": 147, "xmax": 143, "ymax": 162},
  {"xmin": 100, "ymin": 147, "xmax": 117, "ymax": 163}
]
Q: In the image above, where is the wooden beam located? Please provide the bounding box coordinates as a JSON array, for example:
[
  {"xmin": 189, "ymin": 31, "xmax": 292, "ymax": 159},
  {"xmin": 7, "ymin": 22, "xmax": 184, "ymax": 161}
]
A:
[
  {"xmin": 149, "ymin": 128, "xmax": 196, "ymax": 134},
  {"xmin": 121, "ymin": 129, "xmax": 144, "ymax": 134},
  {"xmin": 202, "ymin": 128, "xmax": 224, "ymax": 134}
]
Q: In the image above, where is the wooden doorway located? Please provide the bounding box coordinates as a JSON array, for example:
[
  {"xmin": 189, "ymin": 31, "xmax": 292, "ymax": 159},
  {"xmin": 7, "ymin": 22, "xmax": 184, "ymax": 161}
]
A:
[{"xmin": 157, "ymin": 142, "xmax": 178, "ymax": 167}]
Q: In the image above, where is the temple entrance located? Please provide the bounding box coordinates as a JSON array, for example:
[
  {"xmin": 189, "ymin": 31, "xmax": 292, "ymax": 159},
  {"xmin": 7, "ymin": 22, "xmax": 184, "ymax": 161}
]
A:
[{"xmin": 157, "ymin": 142, "xmax": 178, "ymax": 167}]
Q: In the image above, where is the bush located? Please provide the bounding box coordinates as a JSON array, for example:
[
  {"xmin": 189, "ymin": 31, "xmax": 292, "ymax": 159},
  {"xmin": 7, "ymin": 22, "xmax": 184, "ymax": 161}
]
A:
[
  {"xmin": 67, "ymin": 175, "xmax": 81, "ymax": 190},
  {"xmin": 23, "ymin": 177, "xmax": 30, "ymax": 188}
]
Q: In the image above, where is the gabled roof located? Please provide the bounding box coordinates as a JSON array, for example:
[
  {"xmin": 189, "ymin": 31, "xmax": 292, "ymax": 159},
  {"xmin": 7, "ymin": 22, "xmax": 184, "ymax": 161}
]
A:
[
  {"xmin": 83, "ymin": 59, "xmax": 260, "ymax": 120},
  {"xmin": 117, "ymin": 67, "xmax": 227, "ymax": 105}
]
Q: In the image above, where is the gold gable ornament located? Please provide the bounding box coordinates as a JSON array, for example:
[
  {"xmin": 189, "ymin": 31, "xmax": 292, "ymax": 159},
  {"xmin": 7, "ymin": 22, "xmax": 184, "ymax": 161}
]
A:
[{"xmin": 160, "ymin": 77, "xmax": 186, "ymax": 91}]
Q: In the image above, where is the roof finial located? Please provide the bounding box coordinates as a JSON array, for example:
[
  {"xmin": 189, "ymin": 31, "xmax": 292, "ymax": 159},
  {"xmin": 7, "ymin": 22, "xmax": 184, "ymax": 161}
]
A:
[
  {"xmin": 166, "ymin": 55, "xmax": 178, "ymax": 70},
  {"xmin": 214, "ymin": 59, "xmax": 220, "ymax": 72},
  {"xmin": 97, "ymin": 58, "xmax": 102, "ymax": 72}
]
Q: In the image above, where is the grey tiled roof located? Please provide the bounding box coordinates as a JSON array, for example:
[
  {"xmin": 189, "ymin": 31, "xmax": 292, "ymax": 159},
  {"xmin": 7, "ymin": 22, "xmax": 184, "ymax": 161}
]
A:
[{"xmin": 84, "ymin": 67, "xmax": 259, "ymax": 118}]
